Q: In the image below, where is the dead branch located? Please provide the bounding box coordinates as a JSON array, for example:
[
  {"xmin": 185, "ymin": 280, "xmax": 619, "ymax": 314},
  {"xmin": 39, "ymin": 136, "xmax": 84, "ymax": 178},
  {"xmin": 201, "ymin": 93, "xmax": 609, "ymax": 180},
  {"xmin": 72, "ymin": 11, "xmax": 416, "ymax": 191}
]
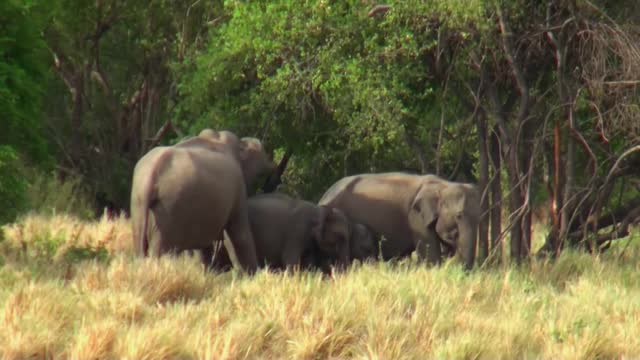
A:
[
  {"xmin": 571, "ymin": 204, "xmax": 640, "ymax": 248},
  {"xmin": 570, "ymin": 197, "xmax": 640, "ymax": 236},
  {"xmin": 603, "ymin": 145, "xmax": 640, "ymax": 187},
  {"xmin": 146, "ymin": 120, "xmax": 177, "ymax": 151},
  {"xmin": 368, "ymin": 5, "xmax": 391, "ymax": 18},
  {"xmin": 262, "ymin": 149, "xmax": 293, "ymax": 194}
]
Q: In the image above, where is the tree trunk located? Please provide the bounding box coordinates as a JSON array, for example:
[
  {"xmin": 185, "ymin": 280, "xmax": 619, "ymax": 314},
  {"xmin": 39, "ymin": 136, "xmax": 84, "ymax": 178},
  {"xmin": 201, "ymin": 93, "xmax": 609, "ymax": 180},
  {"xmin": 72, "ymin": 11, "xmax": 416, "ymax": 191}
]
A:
[
  {"xmin": 518, "ymin": 120, "xmax": 534, "ymax": 259},
  {"xmin": 521, "ymin": 195, "xmax": 532, "ymax": 258},
  {"xmin": 70, "ymin": 71, "xmax": 85, "ymax": 167},
  {"xmin": 489, "ymin": 127, "xmax": 503, "ymax": 264},
  {"xmin": 547, "ymin": 119, "xmax": 565, "ymax": 255},
  {"xmin": 561, "ymin": 118, "xmax": 575, "ymax": 240},
  {"xmin": 476, "ymin": 112, "xmax": 489, "ymax": 264},
  {"xmin": 496, "ymin": 5, "xmax": 531, "ymax": 263},
  {"xmin": 507, "ymin": 145, "xmax": 523, "ymax": 262}
]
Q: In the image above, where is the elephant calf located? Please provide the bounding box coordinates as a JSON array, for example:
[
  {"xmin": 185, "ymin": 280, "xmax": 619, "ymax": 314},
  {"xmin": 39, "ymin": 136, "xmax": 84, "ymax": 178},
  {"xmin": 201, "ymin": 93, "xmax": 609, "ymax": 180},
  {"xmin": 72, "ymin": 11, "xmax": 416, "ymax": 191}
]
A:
[
  {"xmin": 213, "ymin": 193, "xmax": 352, "ymax": 272},
  {"xmin": 310, "ymin": 221, "xmax": 379, "ymax": 273},
  {"xmin": 350, "ymin": 223, "xmax": 379, "ymax": 262}
]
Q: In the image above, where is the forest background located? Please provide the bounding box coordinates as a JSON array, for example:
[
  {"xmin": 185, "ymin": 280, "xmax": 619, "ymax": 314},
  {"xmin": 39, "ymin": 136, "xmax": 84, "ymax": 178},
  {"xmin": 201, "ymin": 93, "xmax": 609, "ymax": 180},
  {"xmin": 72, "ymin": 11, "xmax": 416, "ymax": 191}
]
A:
[
  {"xmin": 3, "ymin": 0, "xmax": 640, "ymax": 260},
  {"xmin": 3, "ymin": 1, "xmax": 640, "ymax": 358}
]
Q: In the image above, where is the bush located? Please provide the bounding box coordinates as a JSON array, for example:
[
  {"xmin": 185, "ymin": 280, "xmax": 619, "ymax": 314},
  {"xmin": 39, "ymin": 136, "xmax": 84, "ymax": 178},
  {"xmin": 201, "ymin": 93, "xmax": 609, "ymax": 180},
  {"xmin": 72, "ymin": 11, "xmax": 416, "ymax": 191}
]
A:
[
  {"xmin": 0, "ymin": 146, "xmax": 28, "ymax": 224},
  {"xmin": 25, "ymin": 170, "xmax": 94, "ymax": 220},
  {"xmin": 0, "ymin": 158, "xmax": 94, "ymax": 224}
]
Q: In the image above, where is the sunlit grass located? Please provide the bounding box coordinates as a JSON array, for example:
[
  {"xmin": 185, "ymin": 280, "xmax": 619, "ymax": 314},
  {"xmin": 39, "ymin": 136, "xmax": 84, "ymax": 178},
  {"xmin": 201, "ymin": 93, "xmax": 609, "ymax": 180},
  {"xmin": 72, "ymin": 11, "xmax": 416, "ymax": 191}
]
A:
[{"xmin": 1, "ymin": 214, "xmax": 639, "ymax": 359}]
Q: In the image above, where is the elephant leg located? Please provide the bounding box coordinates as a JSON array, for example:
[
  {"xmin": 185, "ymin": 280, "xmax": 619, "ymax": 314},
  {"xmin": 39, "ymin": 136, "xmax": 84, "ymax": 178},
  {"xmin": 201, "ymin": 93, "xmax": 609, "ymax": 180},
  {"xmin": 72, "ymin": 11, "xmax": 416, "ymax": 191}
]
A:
[
  {"xmin": 209, "ymin": 242, "xmax": 234, "ymax": 272},
  {"xmin": 281, "ymin": 248, "xmax": 303, "ymax": 272},
  {"xmin": 415, "ymin": 228, "xmax": 442, "ymax": 266},
  {"xmin": 318, "ymin": 258, "xmax": 336, "ymax": 276},
  {"xmin": 198, "ymin": 246, "xmax": 213, "ymax": 269},
  {"xmin": 225, "ymin": 208, "xmax": 259, "ymax": 275},
  {"xmin": 148, "ymin": 230, "xmax": 169, "ymax": 257}
]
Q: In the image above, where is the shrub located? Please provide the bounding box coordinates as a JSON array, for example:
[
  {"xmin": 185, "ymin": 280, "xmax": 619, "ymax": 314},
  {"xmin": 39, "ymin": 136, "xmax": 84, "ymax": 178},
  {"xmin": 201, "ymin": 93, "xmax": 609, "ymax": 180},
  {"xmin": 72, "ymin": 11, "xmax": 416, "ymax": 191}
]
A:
[
  {"xmin": 0, "ymin": 146, "xmax": 28, "ymax": 224},
  {"xmin": 25, "ymin": 170, "xmax": 94, "ymax": 220}
]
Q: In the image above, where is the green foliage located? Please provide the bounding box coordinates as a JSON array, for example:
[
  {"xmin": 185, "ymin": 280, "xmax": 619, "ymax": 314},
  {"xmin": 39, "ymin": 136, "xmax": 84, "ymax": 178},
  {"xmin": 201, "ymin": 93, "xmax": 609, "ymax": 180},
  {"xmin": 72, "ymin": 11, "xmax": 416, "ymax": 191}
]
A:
[
  {"xmin": 25, "ymin": 170, "xmax": 94, "ymax": 220},
  {"xmin": 175, "ymin": 0, "xmax": 490, "ymax": 198},
  {"xmin": 0, "ymin": 0, "xmax": 52, "ymax": 223},
  {"xmin": 0, "ymin": 0, "xmax": 50, "ymax": 163},
  {"xmin": 37, "ymin": 0, "xmax": 225, "ymax": 211},
  {"xmin": 14, "ymin": 228, "xmax": 109, "ymax": 265},
  {"xmin": 0, "ymin": 146, "xmax": 28, "ymax": 223},
  {"xmin": 0, "ymin": 152, "xmax": 94, "ymax": 223},
  {"xmin": 61, "ymin": 245, "xmax": 110, "ymax": 263},
  {"xmin": 0, "ymin": 0, "xmax": 633, "ymax": 262}
]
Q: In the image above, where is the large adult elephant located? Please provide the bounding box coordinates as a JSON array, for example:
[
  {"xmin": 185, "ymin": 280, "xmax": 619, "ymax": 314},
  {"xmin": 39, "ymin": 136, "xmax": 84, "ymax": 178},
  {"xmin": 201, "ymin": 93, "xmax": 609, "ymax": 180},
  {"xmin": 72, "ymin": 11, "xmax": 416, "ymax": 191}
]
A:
[
  {"xmin": 212, "ymin": 193, "xmax": 352, "ymax": 273},
  {"xmin": 318, "ymin": 172, "xmax": 480, "ymax": 270},
  {"xmin": 129, "ymin": 129, "xmax": 275, "ymax": 273}
]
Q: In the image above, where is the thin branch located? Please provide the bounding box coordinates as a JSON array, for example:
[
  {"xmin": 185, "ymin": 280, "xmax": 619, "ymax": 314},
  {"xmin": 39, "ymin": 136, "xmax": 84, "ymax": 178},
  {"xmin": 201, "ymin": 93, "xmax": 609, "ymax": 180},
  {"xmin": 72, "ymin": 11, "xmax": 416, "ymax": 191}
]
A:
[
  {"xmin": 368, "ymin": 4, "xmax": 391, "ymax": 18},
  {"xmin": 603, "ymin": 145, "xmax": 640, "ymax": 187},
  {"xmin": 146, "ymin": 120, "xmax": 176, "ymax": 150},
  {"xmin": 600, "ymin": 80, "xmax": 640, "ymax": 86},
  {"xmin": 179, "ymin": 0, "xmax": 204, "ymax": 61}
]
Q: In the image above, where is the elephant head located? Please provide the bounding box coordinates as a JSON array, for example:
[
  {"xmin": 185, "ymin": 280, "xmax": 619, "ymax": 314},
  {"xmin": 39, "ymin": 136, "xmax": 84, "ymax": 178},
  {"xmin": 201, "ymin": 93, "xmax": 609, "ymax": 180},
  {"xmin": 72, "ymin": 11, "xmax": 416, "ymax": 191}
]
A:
[
  {"xmin": 312, "ymin": 206, "xmax": 351, "ymax": 269},
  {"xmin": 197, "ymin": 129, "xmax": 276, "ymax": 187},
  {"xmin": 408, "ymin": 176, "xmax": 480, "ymax": 270},
  {"xmin": 238, "ymin": 137, "xmax": 275, "ymax": 187},
  {"xmin": 350, "ymin": 223, "xmax": 379, "ymax": 262}
]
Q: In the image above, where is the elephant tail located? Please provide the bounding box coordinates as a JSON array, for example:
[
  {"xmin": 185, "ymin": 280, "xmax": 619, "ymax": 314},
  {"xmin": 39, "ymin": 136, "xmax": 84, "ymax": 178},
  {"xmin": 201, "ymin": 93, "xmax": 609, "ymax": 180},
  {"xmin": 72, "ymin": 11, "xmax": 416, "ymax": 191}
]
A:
[
  {"xmin": 140, "ymin": 179, "xmax": 158, "ymax": 257},
  {"xmin": 140, "ymin": 150, "xmax": 168, "ymax": 256}
]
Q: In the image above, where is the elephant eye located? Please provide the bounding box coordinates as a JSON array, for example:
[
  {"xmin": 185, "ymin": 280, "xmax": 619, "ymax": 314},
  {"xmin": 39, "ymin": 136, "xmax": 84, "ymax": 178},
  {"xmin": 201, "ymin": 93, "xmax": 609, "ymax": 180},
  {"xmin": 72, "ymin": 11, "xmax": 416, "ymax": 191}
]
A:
[
  {"xmin": 456, "ymin": 212, "xmax": 463, "ymax": 220},
  {"xmin": 412, "ymin": 202, "xmax": 421, "ymax": 212}
]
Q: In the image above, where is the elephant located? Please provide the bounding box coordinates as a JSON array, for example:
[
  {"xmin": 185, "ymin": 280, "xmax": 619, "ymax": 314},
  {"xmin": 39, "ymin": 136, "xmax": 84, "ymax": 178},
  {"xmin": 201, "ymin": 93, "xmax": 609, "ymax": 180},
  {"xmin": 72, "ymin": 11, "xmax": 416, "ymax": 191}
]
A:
[
  {"xmin": 129, "ymin": 129, "xmax": 275, "ymax": 274},
  {"xmin": 317, "ymin": 172, "xmax": 480, "ymax": 270},
  {"xmin": 310, "ymin": 220, "xmax": 380, "ymax": 273},
  {"xmin": 211, "ymin": 193, "xmax": 352, "ymax": 273},
  {"xmin": 349, "ymin": 223, "xmax": 379, "ymax": 262}
]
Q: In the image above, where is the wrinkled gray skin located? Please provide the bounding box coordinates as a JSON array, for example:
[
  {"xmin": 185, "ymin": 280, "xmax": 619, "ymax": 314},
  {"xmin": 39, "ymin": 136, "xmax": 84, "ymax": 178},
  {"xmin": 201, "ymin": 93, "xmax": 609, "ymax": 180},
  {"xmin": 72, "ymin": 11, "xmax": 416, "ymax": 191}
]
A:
[
  {"xmin": 129, "ymin": 129, "xmax": 275, "ymax": 274},
  {"xmin": 350, "ymin": 223, "xmax": 379, "ymax": 262},
  {"xmin": 318, "ymin": 172, "xmax": 480, "ymax": 270},
  {"xmin": 212, "ymin": 193, "xmax": 351, "ymax": 273},
  {"xmin": 310, "ymin": 220, "xmax": 379, "ymax": 273}
]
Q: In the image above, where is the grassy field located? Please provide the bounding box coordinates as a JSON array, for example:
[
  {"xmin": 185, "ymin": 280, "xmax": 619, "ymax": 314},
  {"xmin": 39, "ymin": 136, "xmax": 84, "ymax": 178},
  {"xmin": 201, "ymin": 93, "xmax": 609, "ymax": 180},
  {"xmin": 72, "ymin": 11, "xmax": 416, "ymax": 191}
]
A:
[{"xmin": 1, "ymin": 214, "xmax": 639, "ymax": 359}]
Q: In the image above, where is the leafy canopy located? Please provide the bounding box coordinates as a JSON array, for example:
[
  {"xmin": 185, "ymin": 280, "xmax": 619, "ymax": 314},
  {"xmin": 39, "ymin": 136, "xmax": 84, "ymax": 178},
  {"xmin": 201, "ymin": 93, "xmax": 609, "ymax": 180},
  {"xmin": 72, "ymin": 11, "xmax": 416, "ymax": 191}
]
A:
[{"xmin": 176, "ymin": 0, "xmax": 488, "ymax": 198}]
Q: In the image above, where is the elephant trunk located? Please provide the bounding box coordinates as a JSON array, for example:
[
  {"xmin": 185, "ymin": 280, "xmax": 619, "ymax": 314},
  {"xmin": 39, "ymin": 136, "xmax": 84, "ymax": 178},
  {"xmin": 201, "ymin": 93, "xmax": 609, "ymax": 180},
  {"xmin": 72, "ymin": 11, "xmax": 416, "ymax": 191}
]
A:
[{"xmin": 457, "ymin": 217, "xmax": 477, "ymax": 270}]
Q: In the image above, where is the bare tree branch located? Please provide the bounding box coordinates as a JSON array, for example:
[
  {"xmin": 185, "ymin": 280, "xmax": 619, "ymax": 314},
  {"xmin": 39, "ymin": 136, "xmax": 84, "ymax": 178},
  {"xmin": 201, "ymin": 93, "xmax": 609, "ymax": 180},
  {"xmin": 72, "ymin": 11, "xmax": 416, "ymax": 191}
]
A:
[{"xmin": 368, "ymin": 4, "xmax": 391, "ymax": 18}]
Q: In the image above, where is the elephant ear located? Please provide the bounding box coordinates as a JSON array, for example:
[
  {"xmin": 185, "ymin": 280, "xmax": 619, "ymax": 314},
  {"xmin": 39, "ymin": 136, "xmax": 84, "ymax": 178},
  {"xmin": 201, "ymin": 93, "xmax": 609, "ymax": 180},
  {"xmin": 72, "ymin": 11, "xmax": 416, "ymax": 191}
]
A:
[
  {"xmin": 462, "ymin": 183, "xmax": 482, "ymax": 219},
  {"xmin": 311, "ymin": 205, "xmax": 330, "ymax": 245},
  {"xmin": 313, "ymin": 206, "xmax": 351, "ymax": 255},
  {"xmin": 409, "ymin": 184, "xmax": 440, "ymax": 232}
]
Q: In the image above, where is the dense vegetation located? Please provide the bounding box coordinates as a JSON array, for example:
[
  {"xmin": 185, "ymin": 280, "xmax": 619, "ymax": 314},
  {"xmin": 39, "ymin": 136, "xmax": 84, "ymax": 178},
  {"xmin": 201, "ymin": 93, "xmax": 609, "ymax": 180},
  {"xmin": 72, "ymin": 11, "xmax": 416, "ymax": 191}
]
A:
[
  {"xmin": 2, "ymin": 1, "xmax": 640, "ymax": 259},
  {"xmin": 2, "ymin": 2, "xmax": 640, "ymax": 358}
]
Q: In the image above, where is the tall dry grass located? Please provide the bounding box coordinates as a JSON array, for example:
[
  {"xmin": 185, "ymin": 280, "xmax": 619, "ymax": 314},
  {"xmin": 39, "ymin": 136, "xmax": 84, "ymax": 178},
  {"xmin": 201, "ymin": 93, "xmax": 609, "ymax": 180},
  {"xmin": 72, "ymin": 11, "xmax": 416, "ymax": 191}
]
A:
[{"xmin": 1, "ymin": 214, "xmax": 639, "ymax": 359}]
